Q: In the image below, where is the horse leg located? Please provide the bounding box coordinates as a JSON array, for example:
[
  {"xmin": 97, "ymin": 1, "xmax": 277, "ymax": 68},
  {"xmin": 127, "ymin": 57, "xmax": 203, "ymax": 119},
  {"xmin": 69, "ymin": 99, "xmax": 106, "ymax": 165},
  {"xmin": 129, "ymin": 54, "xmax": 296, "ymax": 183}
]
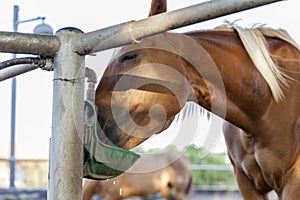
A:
[
  {"xmin": 234, "ymin": 167, "xmax": 269, "ymax": 200},
  {"xmin": 173, "ymin": 192, "xmax": 184, "ymax": 200},
  {"xmin": 173, "ymin": 187, "xmax": 193, "ymax": 200},
  {"xmin": 182, "ymin": 175, "xmax": 193, "ymax": 199},
  {"xmin": 160, "ymin": 186, "xmax": 174, "ymax": 200}
]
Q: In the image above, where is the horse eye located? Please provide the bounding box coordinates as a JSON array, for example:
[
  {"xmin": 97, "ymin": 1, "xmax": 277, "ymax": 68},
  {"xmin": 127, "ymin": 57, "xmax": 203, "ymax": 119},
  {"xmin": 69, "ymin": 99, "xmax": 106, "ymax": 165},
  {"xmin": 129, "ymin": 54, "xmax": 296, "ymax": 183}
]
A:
[{"xmin": 118, "ymin": 52, "xmax": 138, "ymax": 64}]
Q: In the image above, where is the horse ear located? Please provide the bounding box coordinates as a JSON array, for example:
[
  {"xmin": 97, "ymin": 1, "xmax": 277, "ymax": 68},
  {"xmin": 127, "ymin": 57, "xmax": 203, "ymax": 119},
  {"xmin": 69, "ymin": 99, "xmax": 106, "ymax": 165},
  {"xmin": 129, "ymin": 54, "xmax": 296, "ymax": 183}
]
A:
[{"xmin": 149, "ymin": 0, "xmax": 167, "ymax": 16}]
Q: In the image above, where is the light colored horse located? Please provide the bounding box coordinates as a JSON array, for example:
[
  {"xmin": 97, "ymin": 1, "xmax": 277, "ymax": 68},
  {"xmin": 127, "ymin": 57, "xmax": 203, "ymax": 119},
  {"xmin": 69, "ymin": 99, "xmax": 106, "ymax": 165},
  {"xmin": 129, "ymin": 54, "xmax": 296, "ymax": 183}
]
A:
[
  {"xmin": 82, "ymin": 152, "xmax": 193, "ymax": 200},
  {"xmin": 95, "ymin": 0, "xmax": 300, "ymax": 199}
]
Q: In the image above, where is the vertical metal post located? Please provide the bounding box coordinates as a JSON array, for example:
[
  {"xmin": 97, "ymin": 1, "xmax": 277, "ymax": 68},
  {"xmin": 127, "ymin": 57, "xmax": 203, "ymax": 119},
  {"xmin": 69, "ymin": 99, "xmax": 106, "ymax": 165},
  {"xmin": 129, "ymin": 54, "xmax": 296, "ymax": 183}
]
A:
[
  {"xmin": 9, "ymin": 76, "xmax": 16, "ymax": 189},
  {"xmin": 9, "ymin": 5, "xmax": 19, "ymax": 189},
  {"xmin": 49, "ymin": 28, "xmax": 85, "ymax": 199}
]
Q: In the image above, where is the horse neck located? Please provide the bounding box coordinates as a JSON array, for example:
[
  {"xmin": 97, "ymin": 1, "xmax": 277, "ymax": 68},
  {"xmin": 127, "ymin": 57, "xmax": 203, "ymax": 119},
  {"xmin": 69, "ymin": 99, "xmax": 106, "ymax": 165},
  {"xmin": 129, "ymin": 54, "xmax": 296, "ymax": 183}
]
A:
[{"xmin": 184, "ymin": 30, "xmax": 273, "ymax": 131}]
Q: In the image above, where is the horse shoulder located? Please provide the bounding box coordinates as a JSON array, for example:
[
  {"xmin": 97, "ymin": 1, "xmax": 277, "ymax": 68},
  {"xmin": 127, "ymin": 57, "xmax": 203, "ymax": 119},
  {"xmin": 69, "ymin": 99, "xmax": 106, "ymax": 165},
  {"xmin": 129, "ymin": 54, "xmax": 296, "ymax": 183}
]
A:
[{"xmin": 223, "ymin": 122, "xmax": 273, "ymax": 193}]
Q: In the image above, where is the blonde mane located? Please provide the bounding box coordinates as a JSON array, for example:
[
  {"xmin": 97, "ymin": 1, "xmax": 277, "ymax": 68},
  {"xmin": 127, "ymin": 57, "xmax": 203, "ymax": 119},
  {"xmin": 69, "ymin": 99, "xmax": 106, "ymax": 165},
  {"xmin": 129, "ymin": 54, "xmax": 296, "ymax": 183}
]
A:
[{"xmin": 216, "ymin": 25, "xmax": 300, "ymax": 102}]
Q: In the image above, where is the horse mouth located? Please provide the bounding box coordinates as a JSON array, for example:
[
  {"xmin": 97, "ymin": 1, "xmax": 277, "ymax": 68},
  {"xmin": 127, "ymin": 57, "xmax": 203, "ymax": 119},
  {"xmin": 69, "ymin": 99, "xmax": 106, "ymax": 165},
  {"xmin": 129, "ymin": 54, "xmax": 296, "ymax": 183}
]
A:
[{"xmin": 97, "ymin": 118, "xmax": 143, "ymax": 149}]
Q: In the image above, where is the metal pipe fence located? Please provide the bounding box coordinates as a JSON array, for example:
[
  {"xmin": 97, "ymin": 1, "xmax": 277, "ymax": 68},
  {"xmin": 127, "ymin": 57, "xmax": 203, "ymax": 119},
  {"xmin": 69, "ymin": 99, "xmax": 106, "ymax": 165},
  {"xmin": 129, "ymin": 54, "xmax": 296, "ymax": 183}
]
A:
[{"xmin": 0, "ymin": 0, "xmax": 283, "ymax": 198}]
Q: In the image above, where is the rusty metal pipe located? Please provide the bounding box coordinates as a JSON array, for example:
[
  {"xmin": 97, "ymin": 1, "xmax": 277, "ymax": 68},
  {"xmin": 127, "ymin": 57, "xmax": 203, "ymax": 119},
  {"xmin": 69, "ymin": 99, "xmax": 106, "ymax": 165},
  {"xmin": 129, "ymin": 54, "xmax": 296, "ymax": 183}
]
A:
[
  {"xmin": 0, "ymin": 31, "xmax": 60, "ymax": 56},
  {"xmin": 72, "ymin": 0, "xmax": 283, "ymax": 55}
]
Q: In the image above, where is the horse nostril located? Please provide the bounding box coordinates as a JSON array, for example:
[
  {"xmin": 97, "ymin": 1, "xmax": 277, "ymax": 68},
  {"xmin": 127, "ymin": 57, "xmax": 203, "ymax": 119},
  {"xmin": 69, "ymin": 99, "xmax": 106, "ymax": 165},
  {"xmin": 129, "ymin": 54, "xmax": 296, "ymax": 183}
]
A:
[{"xmin": 118, "ymin": 52, "xmax": 139, "ymax": 64}]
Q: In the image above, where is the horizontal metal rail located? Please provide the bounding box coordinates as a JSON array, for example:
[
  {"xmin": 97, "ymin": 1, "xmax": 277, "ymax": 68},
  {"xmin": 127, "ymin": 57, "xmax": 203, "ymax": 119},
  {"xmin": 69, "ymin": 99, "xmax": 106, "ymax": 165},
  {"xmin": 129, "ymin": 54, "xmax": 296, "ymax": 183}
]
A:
[
  {"xmin": 0, "ymin": 64, "xmax": 38, "ymax": 81},
  {"xmin": 192, "ymin": 164, "xmax": 233, "ymax": 171},
  {"xmin": 72, "ymin": 0, "xmax": 283, "ymax": 55},
  {"xmin": 0, "ymin": 32, "xmax": 59, "ymax": 56},
  {"xmin": 0, "ymin": 57, "xmax": 53, "ymax": 81}
]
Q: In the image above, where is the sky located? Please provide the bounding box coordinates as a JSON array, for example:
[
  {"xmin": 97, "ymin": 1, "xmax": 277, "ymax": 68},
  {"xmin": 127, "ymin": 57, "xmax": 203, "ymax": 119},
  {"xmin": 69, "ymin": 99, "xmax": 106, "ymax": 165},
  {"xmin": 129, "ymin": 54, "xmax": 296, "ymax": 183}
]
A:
[{"xmin": 0, "ymin": 0, "xmax": 299, "ymax": 159}]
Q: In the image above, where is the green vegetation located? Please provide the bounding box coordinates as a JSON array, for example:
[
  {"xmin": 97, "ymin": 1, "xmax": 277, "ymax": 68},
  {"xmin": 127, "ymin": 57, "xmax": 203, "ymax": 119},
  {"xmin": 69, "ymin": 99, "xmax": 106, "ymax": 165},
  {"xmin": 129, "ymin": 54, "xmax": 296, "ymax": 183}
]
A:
[
  {"xmin": 184, "ymin": 145, "xmax": 237, "ymax": 186},
  {"xmin": 134, "ymin": 145, "xmax": 237, "ymax": 186}
]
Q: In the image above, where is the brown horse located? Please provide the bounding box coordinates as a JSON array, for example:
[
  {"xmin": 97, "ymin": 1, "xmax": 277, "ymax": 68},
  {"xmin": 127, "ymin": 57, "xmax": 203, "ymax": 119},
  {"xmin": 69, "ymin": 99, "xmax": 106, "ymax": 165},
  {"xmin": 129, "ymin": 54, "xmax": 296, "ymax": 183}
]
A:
[
  {"xmin": 95, "ymin": 0, "xmax": 300, "ymax": 199},
  {"xmin": 82, "ymin": 152, "xmax": 193, "ymax": 200}
]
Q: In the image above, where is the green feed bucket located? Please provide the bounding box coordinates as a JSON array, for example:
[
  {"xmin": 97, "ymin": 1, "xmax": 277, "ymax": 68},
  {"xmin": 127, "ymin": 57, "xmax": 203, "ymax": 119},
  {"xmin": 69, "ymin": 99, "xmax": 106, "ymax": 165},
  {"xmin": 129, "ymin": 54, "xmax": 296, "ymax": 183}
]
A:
[{"xmin": 83, "ymin": 100, "xmax": 140, "ymax": 180}]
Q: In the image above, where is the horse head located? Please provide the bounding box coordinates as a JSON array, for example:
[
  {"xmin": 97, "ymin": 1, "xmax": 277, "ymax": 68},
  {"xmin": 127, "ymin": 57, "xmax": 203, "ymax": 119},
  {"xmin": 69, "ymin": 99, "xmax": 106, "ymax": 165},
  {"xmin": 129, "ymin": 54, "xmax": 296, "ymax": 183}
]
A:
[
  {"xmin": 95, "ymin": 0, "xmax": 198, "ymax": 148},
  {"xmin": 95, "ymin": 36, "xmax": 196, "ymax": 148}
]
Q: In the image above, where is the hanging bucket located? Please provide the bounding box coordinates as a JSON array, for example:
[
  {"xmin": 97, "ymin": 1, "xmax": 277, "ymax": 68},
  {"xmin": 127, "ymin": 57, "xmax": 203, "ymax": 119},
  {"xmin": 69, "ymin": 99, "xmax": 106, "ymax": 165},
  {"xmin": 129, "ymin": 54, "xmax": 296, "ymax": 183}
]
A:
[{"xmin": 83, "ymin": 100, "xmax": 140, "ymax": 180}]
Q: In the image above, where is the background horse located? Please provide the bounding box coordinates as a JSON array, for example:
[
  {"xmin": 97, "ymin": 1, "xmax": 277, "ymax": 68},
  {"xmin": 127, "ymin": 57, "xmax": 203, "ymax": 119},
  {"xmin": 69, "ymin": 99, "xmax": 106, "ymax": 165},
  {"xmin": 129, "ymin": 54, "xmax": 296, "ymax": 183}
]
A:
[
  {"xmin": 95, "ymin": 0, "xmax": 300, "ymax": 199},
  {"xmin": 82, "ymin": 152, "xmax": 193, "ymax": 200}
]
